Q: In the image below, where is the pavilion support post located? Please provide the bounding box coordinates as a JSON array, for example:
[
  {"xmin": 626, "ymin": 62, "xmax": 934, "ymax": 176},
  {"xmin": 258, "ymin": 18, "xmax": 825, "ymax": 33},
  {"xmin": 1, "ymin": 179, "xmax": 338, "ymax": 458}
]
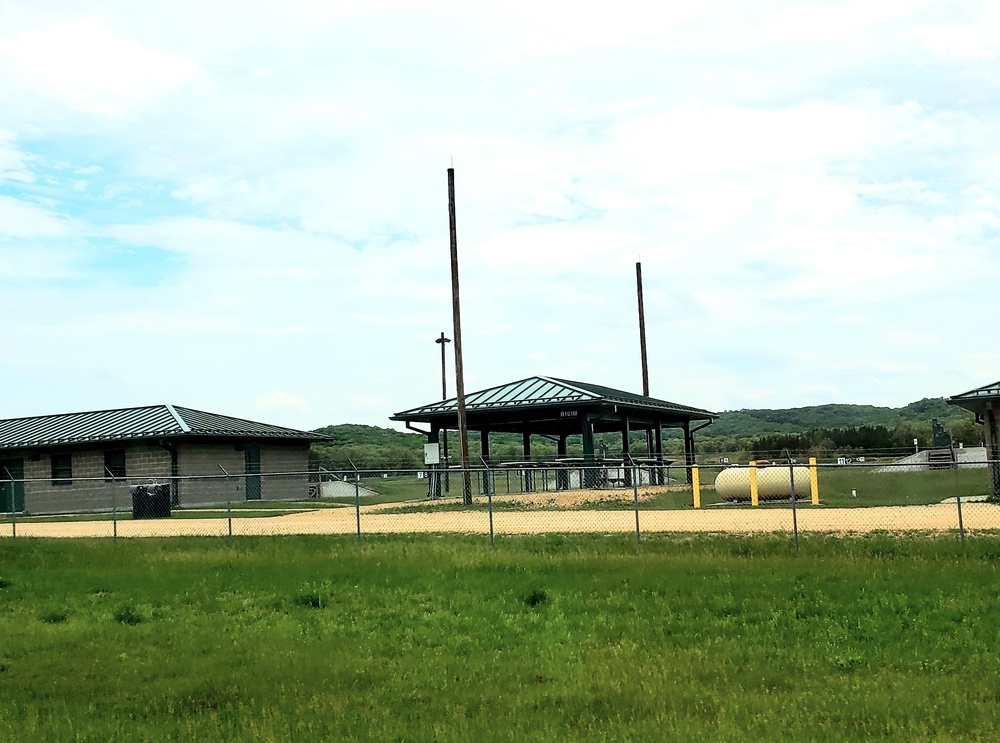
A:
[
  {"xmin": 557, "ymin": 434, "xmax": 569, "ymax": 490},
  {"xmin": 621, "ymin": 417, "xmax": 632, "ymax": 488},
  {"xmin": 683, "ymin": 421, "xmax": 694, "ymax": 485},
  {"xmin": 428, "ymin": 426, "xmax": 441, "ymax": 499},
  {"xmin": 988, "ymin": 407, "xmax": 1000, "ymax": 501},
  {"xmin": 654, "ymin": 425, "xmax": 664, "ymax": 486},
  {"xmin": 522, "ymin": 433, "xmax": 534, "ymax": 492},
  {"xmin": 582, "ymin": 414, "xmax": 597, "ymax": 488},
  {"xmin": 480, "ymin": 430, "xmax": 491, "ymax": 495}
]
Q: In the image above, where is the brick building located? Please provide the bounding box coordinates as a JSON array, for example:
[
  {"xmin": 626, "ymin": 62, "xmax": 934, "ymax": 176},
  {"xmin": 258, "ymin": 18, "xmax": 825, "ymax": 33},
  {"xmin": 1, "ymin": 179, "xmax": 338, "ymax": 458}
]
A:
[{"xmin": 0, "ymin": 405, "xmax": 324, "ymax": 514}]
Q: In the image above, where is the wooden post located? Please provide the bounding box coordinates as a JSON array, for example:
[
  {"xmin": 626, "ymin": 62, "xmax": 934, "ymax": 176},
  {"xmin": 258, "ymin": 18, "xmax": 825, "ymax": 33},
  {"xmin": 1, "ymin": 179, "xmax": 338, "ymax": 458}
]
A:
[
  {"xmin": 692, "ymin": 465, "xmax": 701, "ymax": 509},
  {"xmin": 447, "ymin": 168, "xmax": 472, "ymax": 505},
  {"xmin": 636, "ymin": 262, "xmax": 653, "ymax": 457},
  {"xmin": 809, "ymin": 457, "xmax": 820, "ymax": 506},
  {"xmin": 749, "ymin": 461, "xmax": 760, "ymax": 507}
]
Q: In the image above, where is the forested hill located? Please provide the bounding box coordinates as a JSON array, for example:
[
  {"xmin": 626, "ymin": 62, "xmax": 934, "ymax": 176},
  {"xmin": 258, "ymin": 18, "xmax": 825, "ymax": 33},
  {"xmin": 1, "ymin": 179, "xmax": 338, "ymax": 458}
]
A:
[
  {"xmin": 312, "ymin": 423, "xmax": 421, "ymax": 448},
  {"xmin": 705, "ymin": 397, "xmax": 966, "ymax": 437},
  {"xmin": 310, "ymin": 397, "xmax": 979, "ymax": 468}
]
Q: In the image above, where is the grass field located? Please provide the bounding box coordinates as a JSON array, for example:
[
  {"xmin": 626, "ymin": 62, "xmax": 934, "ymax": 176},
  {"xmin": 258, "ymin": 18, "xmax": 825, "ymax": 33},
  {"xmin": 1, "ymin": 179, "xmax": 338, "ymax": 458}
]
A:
[
  {"xmin": 1, "ymin": 535, "xmax": 999, "ymax": 740},
  {"xmin": 378, "ymin": 465, "xmax": 994, "ymax": 514}
]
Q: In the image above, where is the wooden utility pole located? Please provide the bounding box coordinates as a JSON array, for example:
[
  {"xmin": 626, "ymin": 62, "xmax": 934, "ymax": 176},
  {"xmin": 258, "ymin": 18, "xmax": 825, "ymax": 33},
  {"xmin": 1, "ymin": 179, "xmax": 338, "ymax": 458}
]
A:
[
  {"xmin": 636, "ymin": 261, "xmax": 652, "ymax": 456},
  {"xmin": 448, "ymin": 168, "xmax": 472, "ymax": 505}
]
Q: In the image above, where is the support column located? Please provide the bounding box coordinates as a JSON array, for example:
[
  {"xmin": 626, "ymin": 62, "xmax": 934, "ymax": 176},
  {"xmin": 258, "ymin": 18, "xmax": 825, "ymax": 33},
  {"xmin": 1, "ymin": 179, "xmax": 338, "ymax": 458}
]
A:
[
  {"xmin": 522, "ymin": 433, "xmax": 534, "ymax": 492},
  {"xmin": 557, "ymin": 434, "xmax": 569, "ymax": 490},
  {"xmin": 683, "ymin": 421, "xmax": 694, "ymax": 485},
  {"xmin": 988, "ymin": 407, "xmax": 1000, "ymax": 502},
  {"xmin": 621, "ymin": 417, "xmax": 632, "ymax": 487},
  {"xmin": 654, "ymin": 425, "xmax": 664, "ymax": 486},
  {"xmin": 428, "ymin": 426, "xmax": 441, "ymax": 499},
  {"xmin": 441, "ymin": 428, "xmax": 449, "ymax": 494},
  {"xmin": 480, "ymin": 430, "xmax": 491, "ymax": 495},
  {"xmin": 582, "ymin": 414, "xmax": 596, "ymax": 488}
]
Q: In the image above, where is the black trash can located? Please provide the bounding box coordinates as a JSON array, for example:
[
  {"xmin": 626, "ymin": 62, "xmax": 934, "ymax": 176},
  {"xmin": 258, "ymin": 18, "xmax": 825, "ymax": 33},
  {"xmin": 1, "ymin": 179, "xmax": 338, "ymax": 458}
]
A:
[{"xmin": 131, "ymin": 484, "xmax": 172, "ymax": 519}]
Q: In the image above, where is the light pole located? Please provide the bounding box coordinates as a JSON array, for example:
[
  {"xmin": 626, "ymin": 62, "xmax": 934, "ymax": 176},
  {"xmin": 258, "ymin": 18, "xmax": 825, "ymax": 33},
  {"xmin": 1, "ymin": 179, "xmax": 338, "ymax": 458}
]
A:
[{"xmin": 436, "ymin": 332, "xmax": 451, "ymax": 492}]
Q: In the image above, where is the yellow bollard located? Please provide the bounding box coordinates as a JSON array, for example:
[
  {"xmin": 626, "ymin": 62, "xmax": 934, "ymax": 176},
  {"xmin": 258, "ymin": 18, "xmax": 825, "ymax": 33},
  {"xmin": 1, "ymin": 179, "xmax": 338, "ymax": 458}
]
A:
[
  {"xmin": 749, "ymin": 461, "xmax": 759, "ymax": 507},
  {"xmin": 692, "ymin": 465, "xmax": 701, "ymax": 509},
  {"xmin": 809, "ymin": 457, "xmax": 820, "ymax": 505}
]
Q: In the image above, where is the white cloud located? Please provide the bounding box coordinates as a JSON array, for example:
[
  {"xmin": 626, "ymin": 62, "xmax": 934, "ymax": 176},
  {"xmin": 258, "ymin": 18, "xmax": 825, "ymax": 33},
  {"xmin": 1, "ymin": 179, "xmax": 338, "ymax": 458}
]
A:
[
  {"xmin": 0, "ymin": 16, "xmax": 199, "ymax": 116},
  {"xmin": 0, "ymin": 196, "xmax": 74, "ymax": 238},
  {"xmin": 0, "ymin": 0, "xmax": 999, "ymax": 428}
]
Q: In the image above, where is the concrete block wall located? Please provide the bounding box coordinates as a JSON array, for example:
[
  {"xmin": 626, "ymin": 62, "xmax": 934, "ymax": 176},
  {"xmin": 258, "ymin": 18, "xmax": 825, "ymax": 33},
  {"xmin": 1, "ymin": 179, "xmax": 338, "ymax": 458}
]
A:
[
  {"xmin": 260, "ymin": 445, "xmax": 310, "ymax": 502},
  {"xmin": 174, "ymin": 441, "xmax": 311, "ymax": 506},
  {"xmin": 175, "ymin": 442, "xmax": 247, "ymax": 506},
  {"xmin": 23, "ymin": 445, "xmax": 171, "ymax": 514},
  {"xmin": 10, "ymin": 439, "xmax": 313, "ymax": 513}
]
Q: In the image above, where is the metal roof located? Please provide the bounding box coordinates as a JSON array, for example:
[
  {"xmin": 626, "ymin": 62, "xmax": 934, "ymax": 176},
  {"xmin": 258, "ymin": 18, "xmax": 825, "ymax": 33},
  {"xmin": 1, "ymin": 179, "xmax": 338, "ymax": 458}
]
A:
[
  {"xmin": 392, "ymin": 376, "xmax": 715, "ymax": 420},
  {"xmin": 0, "ymin": 405, "xmax": 324, "ymax": 451},
  {"xmin": 947, "ymin": 380, "xmax": 1000, "ymax": 413}
]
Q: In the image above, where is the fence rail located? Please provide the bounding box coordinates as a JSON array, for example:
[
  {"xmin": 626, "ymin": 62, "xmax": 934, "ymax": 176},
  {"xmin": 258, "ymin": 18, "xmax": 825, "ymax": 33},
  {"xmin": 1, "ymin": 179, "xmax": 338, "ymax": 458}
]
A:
[{"xmin": 2, "ymin": 458, "xmax": 998, "ymax": 544}]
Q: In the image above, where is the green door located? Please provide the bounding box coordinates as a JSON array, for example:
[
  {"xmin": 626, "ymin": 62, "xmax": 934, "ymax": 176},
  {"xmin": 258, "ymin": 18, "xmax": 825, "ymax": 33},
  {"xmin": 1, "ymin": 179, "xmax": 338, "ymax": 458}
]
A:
[
  {"xmin": 0, "ymin": 458, "xmax": 25, "ymax": 514},
  {"xmin": 244, "ymin": 445, "xmax": 261, "ymax": 501}
]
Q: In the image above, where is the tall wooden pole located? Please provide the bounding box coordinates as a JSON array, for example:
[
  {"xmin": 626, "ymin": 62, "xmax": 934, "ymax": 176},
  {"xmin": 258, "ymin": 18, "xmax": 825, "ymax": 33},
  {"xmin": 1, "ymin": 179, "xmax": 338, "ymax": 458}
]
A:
[
  {"xmin": 448, "ymin": 168, "xmax": 472, "ymax": 504},
  {"xmin": 636, "ymin": 261, "xmax": 652, "ymax": 456}
]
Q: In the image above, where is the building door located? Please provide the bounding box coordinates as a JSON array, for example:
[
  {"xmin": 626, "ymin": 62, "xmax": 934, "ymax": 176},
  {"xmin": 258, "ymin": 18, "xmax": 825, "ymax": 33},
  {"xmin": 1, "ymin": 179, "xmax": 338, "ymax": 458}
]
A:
[
  {"xmin": 244, "ymin": 445, "xmax": 261, "ymax": 501},
  {"xmin": 0, "ymin": 458, "xmax": 25, "ymax": 514}
]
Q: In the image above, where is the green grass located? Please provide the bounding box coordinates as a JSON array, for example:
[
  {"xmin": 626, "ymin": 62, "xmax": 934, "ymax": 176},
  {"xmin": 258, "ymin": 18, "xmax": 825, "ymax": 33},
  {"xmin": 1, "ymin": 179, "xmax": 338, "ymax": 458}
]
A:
[
  {"xmin": 814, "ymin": 466, "xmax": 991, "ymax": 507},
  {"xmin": 1, "ymin": 535, "xmax": 1000, "ymax": 740}
]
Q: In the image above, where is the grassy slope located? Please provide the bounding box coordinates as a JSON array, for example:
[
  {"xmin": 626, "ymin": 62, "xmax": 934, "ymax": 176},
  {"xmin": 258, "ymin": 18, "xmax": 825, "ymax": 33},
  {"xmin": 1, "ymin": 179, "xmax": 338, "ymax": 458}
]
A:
[{"xmin": 1, "ymin": 536, "xmax": 999, "ymax": 741}]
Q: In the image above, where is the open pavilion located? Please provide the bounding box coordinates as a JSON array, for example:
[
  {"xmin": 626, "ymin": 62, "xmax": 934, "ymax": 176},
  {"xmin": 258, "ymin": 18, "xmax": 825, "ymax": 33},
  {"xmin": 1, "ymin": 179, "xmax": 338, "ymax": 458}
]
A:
[{"xmin": 390, "ymin": 376, "xmax": 716, "ymax": 490}]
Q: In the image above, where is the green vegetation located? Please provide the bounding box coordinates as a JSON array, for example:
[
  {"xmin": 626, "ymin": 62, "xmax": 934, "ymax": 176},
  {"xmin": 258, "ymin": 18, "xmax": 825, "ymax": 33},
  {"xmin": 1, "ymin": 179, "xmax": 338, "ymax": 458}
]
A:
[
  {"xmin": 310, "ymin": 397, "xmax": 984, "ymax": 470},
  {"xmin": 1, "ymin": 536, "xmax": 1000, "ymax": 740}
]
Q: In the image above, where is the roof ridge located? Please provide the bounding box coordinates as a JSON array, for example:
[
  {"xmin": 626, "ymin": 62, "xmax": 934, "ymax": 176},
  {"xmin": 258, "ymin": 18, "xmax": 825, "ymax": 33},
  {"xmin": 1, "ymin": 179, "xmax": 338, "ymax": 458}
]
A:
[
  {"xmin": 538, "ymin": 376, "xmax": 603, "ymax": 399},
  {"xmin": 164, "ymin": 404, "xmax": 191, "ymax": 433}
]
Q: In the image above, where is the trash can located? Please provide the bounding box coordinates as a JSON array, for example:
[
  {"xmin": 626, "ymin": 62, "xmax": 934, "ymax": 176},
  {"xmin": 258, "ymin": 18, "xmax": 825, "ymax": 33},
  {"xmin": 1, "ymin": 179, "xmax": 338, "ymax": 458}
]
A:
[{"xmin": 131, "ymin": 484, "xmax": 172, "ymax": 519}]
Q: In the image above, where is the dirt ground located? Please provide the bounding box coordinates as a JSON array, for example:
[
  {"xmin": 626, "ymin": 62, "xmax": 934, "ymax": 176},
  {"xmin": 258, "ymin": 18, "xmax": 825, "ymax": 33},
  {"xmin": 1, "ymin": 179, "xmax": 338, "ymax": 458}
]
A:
[{"xmin": 5, "ymin": 494, "xmax": 997, "ymax": 539}]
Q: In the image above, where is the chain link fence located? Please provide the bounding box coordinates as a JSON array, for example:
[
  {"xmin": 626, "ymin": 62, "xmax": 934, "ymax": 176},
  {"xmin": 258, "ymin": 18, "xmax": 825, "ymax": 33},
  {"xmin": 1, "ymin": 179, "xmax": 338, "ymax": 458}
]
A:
[{"xmin": 2, "ymin": 454, "xmax": 998, "ymax": 543}]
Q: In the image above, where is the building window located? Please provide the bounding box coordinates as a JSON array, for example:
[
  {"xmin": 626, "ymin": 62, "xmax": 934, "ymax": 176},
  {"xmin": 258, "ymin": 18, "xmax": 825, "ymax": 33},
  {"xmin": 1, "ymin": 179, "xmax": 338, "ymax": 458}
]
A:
[
  {"xmin": 104, "ymin": 450, "xmax": 126, "ymax": 480},
  {"xmin": 51, "ymin": 453, "xmax": 72, "ymax": 486}
]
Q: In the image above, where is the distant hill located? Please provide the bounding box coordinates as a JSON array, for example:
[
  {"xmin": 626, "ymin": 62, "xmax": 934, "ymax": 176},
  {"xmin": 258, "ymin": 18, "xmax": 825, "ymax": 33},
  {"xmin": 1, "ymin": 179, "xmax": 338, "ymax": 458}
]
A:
[
  {"xmin": 310, "ymin": 397, "xmax": 980, "ymax": 467},
  {"xmin": 312, "ymin": 423, "xmax": 423, "ymax": 448},
  {"xmin": 707, "ymin": 398, "xmax": 966, "ymax": 438}
]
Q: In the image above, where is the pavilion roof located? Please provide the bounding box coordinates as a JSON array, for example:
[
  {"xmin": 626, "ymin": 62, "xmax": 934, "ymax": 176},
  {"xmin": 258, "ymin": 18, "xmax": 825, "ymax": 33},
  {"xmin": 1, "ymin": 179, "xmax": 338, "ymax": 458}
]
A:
[{"xmin": 392, "ymin": 376, "xmax": 715, "ymax": 424}]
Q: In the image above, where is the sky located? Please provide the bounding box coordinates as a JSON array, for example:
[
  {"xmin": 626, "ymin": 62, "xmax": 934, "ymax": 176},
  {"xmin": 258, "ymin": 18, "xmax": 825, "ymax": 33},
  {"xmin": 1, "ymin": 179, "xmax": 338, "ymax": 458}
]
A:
[{"xmin": 1, "ymin": 0, "xmax": 999, "ymax": 432}]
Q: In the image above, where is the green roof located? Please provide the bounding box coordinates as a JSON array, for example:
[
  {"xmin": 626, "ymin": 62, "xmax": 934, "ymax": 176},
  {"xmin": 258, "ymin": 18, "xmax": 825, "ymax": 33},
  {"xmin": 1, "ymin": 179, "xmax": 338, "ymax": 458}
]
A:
[
  {"xmin": 392, "ymin": 376, "xmax": 715, "ymax": 420},
  {"xmin": 947, "ymin": 380, "xmax": 1000, "ymax": 414},
  {"xmin": 0, "ymin": 405, "xmax": 324, "ymax": 451}
]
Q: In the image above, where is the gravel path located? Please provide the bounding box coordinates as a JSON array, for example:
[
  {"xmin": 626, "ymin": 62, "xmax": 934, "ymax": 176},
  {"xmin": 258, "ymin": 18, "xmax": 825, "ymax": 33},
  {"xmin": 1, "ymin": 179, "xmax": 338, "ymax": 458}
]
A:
[{"xmin": 5, "ymin": 502, "xmax": 997, "ymax": 538}]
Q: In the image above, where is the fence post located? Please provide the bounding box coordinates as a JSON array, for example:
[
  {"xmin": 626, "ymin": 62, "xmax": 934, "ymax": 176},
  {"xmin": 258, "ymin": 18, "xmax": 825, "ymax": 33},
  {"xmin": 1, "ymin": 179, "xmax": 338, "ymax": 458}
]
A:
[
  {"xmin": 629, "ymin": 455, "xmax": 641, "ymax": 546},
  {"xmin": 952, "ymin": 441, "xmax": 965, "ymax": 543},
  {"xmin": 809, "ymin": 457, "xmax": 819, "ymax": 505},
  {"xmin": 3, "ymin": 467, "xmax": 15, "ymax": 539},
  {"xmin": 692, "ymin": 464, "xmax": 701, "ymax": 509},
  {"xmin": 105, "ymin": 467, "xmax": 119, "ymax": 542},
  {"xmin": 218, "ymin": 464, "xmax": 233, "ymax": 540},
  {"xmin": 785, "ymin": 451, "xmax": 799, "ymax": 553},
  {"xmin": 749, "ymin": 461, "xmax": 760, "ymax": 507},
  {"xmin": 480, "ymin": 458, "xmax": 494, "ymax": 550},
  {"xmin": 350, "ymin": 460, "xmax": 361, "ymax": 541}
]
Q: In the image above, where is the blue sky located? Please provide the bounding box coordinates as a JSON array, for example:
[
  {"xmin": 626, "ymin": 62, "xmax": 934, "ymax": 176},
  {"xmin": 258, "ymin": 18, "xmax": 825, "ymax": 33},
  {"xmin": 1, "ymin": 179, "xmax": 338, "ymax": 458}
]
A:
[{"xmin": 1, "ymin": 0, "xmax": 999, "ymax": 430}]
